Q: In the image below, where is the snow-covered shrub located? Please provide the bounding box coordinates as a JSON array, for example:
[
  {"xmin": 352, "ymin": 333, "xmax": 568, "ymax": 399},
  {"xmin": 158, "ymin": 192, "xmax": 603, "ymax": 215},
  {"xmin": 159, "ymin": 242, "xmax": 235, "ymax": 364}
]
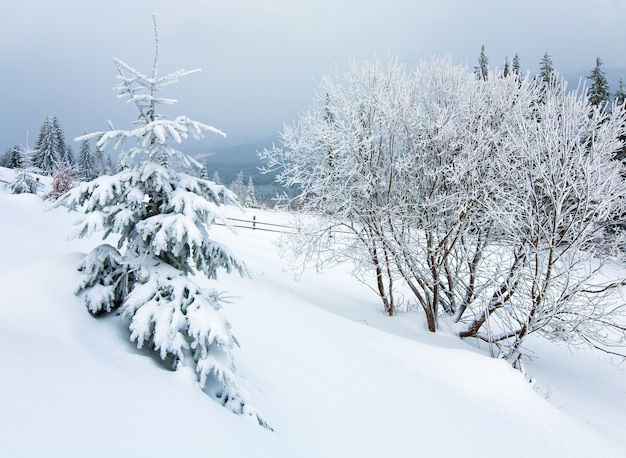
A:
[
  {"xmin": 44, "ymin": 162, "xmax": 77, "ymax": 200},
  {"xmin": 57, "ymin": 16, "xmax": 270, "ymax": 429},
  {"xmin": 262, "ymin": 56, "xmax": 626, "ymax": 360}
]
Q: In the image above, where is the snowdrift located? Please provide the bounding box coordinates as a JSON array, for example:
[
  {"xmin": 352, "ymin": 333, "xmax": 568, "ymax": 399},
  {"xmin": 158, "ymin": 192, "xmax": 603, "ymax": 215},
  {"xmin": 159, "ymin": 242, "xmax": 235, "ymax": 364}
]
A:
[{"xmin": 0, "ymin": 187, "xmax": 625, "ymax": 457}]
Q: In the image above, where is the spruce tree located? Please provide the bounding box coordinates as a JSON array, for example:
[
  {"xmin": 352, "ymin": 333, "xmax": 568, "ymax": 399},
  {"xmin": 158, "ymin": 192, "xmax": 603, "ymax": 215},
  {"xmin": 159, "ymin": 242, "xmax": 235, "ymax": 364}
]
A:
[
  {"xmin": 587, "ymin": 56, "xmax": 610, "ymax": 109},
  {"xmin": 31, "ymin": 116, "xmax": 60, "ymax": 175},
  {"xmin": 538, "ymin": 52, "xmax": 556, "ymax": 87},
  {"xmin": 6, "ymin": 169, "xmax": 41, "ymax": 194},
  {"xmin": 56, "ymin": 15, "xmax": 270, "ymax": 429},
  {"xmin": 229, "ymin": 170, "xmax": 246, "ymax": 202},
  {"xmin": 32, "ymin": 115, "xmax": 70, "ymax": 175},
  {"xmin": 512, "ymin": 53, "xmax": 521, "ymax": 79},
  {"xmin": 62, "ymin": 144, "xmax": 75, "ymax": 166},
  {"xmin": 77, "ymin": 137, "xmax": 96, "ymax": 180},
  {"xmin": 475, "ymin": 45, "xmax": 489, "ymax": 80},
  {"xmin": 52, "ymin": 116, "xmax": 72, "ymax": 165},
  {"xmin": 1, "ymin": 146, "xmax": 25, "ymax": 169},
  {"xmin": 244, "ymin": 176, "xmax": 258, "ymax": 208},
  {"xmin": 503, "ymin": 57, "xmax": 510, "ymax": 78},
  {"xmin": 92, "ymin": 138, "xmax": 108, "ymax": 176}
]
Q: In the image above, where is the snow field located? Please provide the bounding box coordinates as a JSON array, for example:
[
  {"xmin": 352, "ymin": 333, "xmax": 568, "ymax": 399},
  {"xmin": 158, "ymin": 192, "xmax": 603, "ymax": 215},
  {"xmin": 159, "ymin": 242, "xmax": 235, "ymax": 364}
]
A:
[{"xmin": 0, "ymin": 190, "xmax": 625, "ymax": 457}]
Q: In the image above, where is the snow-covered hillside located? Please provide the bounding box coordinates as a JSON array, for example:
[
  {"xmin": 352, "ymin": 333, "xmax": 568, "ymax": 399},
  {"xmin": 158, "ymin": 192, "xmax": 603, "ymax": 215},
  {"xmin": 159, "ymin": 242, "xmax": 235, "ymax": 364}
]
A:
[{"xmin": 1, "ymin": 181, "xmax": 625, "ymax": 457}]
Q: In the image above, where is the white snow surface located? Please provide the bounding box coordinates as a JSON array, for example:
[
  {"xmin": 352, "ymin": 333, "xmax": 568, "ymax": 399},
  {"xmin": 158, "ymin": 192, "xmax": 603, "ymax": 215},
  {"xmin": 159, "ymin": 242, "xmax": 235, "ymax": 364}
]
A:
[{"xmin": 1, "ymin": 179, "xmax": 625, "ymax": 457}]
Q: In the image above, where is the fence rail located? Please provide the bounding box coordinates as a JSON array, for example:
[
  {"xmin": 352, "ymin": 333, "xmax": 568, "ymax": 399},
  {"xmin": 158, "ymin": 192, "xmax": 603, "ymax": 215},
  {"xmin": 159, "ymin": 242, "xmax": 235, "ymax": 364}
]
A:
[
  {"xmin": 216, "ymin": 215, "xmax": 296, "ymax": 234},
  {"xmin": 217, "ymin": 215, "xmax": 360, "ymax": 237}
]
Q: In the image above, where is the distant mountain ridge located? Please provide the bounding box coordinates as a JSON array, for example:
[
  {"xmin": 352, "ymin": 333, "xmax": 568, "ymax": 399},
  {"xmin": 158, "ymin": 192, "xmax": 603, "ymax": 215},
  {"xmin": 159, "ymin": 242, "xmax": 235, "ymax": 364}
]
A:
[
  {"xmin": 194, "ymin": 135, "xmax": 285, "ymax": 203},
  {"xmin": 198, "ymin": 136, "xmax": 277, "ymax": 183}
]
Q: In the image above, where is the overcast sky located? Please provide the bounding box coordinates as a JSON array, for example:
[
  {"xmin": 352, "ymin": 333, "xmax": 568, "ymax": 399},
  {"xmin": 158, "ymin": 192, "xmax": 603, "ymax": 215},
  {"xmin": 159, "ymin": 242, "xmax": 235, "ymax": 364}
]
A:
[{"xmin": 1, "ymin": 0, "xmax": 625, "ymax": 151}]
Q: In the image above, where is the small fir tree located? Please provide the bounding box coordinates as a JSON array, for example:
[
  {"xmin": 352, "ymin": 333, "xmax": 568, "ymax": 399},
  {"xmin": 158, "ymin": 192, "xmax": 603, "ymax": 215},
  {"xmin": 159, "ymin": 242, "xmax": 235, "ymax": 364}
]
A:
[
  {"xmin": 6, "ymin": 169, "xmax": 41, "ymax": 194},
  {"xmin": 62, "ymin": 144, "xmax": 75, "ymax": 166},
  {"xmin": 32, "ymin": 115, "xmax": 69, "ymax": 175},
  {"xmin": 57, "ymin": 15, "xmax": 270, "ymax": 428},
  {"xmin": 244, "ymin": 176, "xmax": 258, "ymax": 208},
  {"xmin": 587, "ymin": 56, "xmax": 610, "ymax": 109},
  {"xmin": 93, "ymin": 135, "xmax": 107, "ymax": 176},
  {"xmin": 512, "ymin": 53, "xmax": 521, "ymax": 77},
  {"xmin": 475, "ymin": 45, "xmax": 489, "ymax": 80},
  {"xmin": 538, "ymin": 52, "xmax": 556, "ymax": 87},
  {"xmin": 31, "ymin": 116, "xmax": 59, "ymax": 174},
  {"xmin": 229, "ymin": 170, "xmax": 246, "ymax": 203},
  {"xmin": 1, "ymin": 146, "xmax": 25, "ymax": 169},
  {"xmin": 212, "ymin": 170, "xmax": 222, "ymax": 185},
  {"xmin": 77, "ymin": 136, "xmax": 97, "ymax": 181}
]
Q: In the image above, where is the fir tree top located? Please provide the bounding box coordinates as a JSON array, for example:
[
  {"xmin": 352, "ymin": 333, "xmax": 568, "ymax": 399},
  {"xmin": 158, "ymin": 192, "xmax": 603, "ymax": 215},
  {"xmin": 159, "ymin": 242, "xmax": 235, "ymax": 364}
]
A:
[{"xmin": 587, "ymin": 56, "xmax": 610, "ymax": 109}]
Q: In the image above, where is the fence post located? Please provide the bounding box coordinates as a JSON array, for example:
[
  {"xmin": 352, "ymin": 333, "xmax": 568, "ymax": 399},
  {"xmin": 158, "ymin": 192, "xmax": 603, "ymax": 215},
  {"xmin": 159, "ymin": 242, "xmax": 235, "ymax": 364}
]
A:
[{"xmin": 252, "ymin": 215, "xmax": 256, "ymax": 230}]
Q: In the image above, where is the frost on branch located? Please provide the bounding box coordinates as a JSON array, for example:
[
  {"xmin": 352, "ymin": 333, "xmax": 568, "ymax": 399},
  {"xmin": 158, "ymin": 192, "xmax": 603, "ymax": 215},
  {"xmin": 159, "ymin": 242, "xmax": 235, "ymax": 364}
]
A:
[{"xmin": 56, "ymin": 15, "xmax": 270, "ymax": 429}]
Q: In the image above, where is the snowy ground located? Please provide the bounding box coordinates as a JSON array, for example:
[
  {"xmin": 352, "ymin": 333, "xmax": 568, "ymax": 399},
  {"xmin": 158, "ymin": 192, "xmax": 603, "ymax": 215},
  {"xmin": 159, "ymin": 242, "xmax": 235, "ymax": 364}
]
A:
[{"xmin": 1, "ymin": 171, "xmax": 625, "ymax": 457}]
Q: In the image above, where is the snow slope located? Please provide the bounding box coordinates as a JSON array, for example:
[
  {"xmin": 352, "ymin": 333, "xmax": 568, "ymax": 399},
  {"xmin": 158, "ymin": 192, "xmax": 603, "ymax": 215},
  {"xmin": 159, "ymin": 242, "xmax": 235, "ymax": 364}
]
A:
[{"xmin": 0, "ymin": 185, "xmax": 625, "ymax": 457}]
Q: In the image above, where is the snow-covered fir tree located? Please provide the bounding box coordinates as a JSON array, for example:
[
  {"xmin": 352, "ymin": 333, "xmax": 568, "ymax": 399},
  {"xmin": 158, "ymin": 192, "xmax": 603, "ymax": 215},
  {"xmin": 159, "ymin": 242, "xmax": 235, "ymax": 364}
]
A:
[
  {"xmin": 244, "ymin": 176, "xmax": 258, "ymax": 208},
  {"xmin": 77, "ymin": 136, "xmax": 97, "ymax": 181},
  {"xmin": 93, "ymin": 136, "xmax": 107, "ymax": 176},
  {"xmin": 475, "ymin": 45, "xmax": 489, "ymax": 80},
  {"xmin": 229, "ymin": 170, "xmax": 246, "ymax": 203},
  {"xmin": 212, "ymin": 170, "xmax": 222, "ymax": 185},
  {"xmin": 62, "ymin": 143, "xmax": 75, "ymax": 167},
  {"xmin": 57, "ymin": 15, "xmax": 270, "ymax": 429},
  {"xmin": 6, "ymin": 169, "xmax": 41, "ymax": 194},
  {"xmin": 512, "ymin": 53, "xmax": 521, "ymax": 77},
  {"xmin": 538, "ymin": 52, "xmax": 556, "ymax": 87},
  {"xmin": 1, "ymin": 146, "xmax": 25, "ymax": 169},
  {"xmin": 587, "ymin": 56, "xmax": 610, "ymax": 109},
  {"xmin": 31, "ymin": 115, "xmax": 69, "ymax": 175}
]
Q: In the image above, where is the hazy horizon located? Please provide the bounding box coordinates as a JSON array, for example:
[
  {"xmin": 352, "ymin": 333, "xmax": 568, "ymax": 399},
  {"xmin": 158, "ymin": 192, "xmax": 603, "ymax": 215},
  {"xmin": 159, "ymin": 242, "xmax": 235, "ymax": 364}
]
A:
[{"xmin": 1, "ymin": 0, "xmax": 625, "ymax": 151}]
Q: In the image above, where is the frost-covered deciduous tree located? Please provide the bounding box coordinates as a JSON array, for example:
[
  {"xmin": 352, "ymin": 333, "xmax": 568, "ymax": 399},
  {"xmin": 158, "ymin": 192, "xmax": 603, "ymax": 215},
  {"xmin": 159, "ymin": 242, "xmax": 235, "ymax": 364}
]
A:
[
  {"xmin": 262, "ymin": 55, "xmax": 626, "ymax": 359},
  {"xmin": 45, "ymin": 162, "xmax": 77, "ymax": 201},
  {"xmin": 261, "ymin": 58, "xmax": 415, "ymax": 316},
  {"xmin": 57, "ymin": 16, "xmax": 270, "ymax": 428},
  {"xmin": 459, "ymin": 86, "xmax": 626, "ymax": 358}
]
